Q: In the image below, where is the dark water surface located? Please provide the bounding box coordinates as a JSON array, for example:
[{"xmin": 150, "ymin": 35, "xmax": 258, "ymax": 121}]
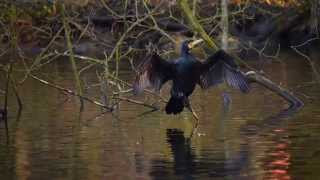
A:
[{"xmin": 1, "ymin": 51, "xmax": 320, "ymax": 180}]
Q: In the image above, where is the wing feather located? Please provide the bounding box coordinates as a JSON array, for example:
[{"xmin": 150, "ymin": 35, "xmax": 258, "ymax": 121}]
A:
[
  {"xmin": 199, "ymin": 50, "xmax": 250, "ymax": 93},
  {"xmin": 133, "ymin": 53, "xmax": 175, "ymax": 94}
]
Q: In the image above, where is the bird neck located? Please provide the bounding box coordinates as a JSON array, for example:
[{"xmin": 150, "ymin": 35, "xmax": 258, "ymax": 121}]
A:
[
  {"xmin": 181, "ymin": 49, "xmax": 191, "ymax": 59},
  {"xmin": 180, "ymin": 42, "xmax": 190, "ymax": 56},
  {"xmin": 181, "ymin": 51, "xmax": 196, "ymax": 64}
]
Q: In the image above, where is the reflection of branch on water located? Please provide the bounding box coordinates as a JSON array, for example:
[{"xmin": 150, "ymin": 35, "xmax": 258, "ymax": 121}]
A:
[
  {"xmin": 1, "ymin": 62, "xmax": 23, "ymax": 143},
  {"xmin": 237, "ymin": 106, "xmax": 301, "ymax": 178},
  {"xmin": 1, "ymin": 63, "xmax": 10, "ymax": 134},
  {"xmin": 149, "ymin": 104, "xmax": 301, "ymax": 179},
  {"xmin": 221, "ymin": 106, "xmax": 301, "ymax": 177},
  {"xmin": 241, "ymin": 105, "xmax": 301, "ymax": 136},
  {"xmin": 10, "ymin": 75, "xmax": 23, "ymax": 111}
]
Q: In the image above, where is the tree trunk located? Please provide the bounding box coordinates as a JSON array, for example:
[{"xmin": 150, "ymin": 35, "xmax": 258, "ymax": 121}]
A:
[{"xmin": 310, "ymin": 0, "xmax": 320, "ymax": 35}]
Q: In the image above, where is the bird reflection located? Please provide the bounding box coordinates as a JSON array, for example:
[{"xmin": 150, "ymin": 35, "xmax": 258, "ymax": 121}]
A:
[
  {"xmin": 149, "ymin": 129, "xmax": 195, "ymax": 180},
  {"xmin": 149, "ymin": 105, "xmax": 301, "ymax": 179},
  {"xmin": 166, "ymin": 129, "xmax": 196, "ymax": 178},
  {"xmin": 150, "ymin": 128, "xmax": 250, "ymax": 179},
  {"xmin": 0, "ymin": 109, "xmax": 9, "ymax": 142}
]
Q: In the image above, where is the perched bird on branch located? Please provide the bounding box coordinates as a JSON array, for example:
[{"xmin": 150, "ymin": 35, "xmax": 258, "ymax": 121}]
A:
[{"xmin": 133, "ymin": 40, "xmax": 250, "ymax": 114}]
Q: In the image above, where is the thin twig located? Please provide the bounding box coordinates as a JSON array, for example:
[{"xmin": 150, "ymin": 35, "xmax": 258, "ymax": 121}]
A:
[
  {"xmin": 30, "ymin": 74, "xmax": 158, "ymax": 111},
  {"xmin": 186, "ymin": 103, "xmax": 200, "ymax": 139},
  {"xmin": 291, "ymin": 45, "xmax": 320, "ymax": 83},
  {"xmin": 30, "ymin": 74, "xmax": 112, "ymax": 110},
  {"xmin": 62, "ymin": 4, "xmax": 84, "ymax": 108},
  {"xmin": 20, "ymin": 27, "xmax": 64, "ymax": 83},
  {"xmin": 114, "ymin": 96, "xmax": 159, "ymax": 110}
]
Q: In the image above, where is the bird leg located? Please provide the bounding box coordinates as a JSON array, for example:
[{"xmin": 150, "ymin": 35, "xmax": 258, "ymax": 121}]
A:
[{"xmin": 184, "ymin": 98, "xmax": 200, "ymax": 138}]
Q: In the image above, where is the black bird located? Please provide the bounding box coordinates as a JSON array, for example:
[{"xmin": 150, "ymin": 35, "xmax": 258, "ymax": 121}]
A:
[{"xmin": 133, "ymin": 40, "xmax": 250, "ymax": 114}]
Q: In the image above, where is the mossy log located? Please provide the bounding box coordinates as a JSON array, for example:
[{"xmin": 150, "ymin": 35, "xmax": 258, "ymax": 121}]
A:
[{"xmin": 178, "ymin": 0, "xmax": 219, "ymax": 51}]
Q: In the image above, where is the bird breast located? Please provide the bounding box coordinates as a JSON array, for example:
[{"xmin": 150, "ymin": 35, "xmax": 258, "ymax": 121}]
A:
[{"xmin": 172, "ymin": 63, "xmax": 199, "ymax": 96}]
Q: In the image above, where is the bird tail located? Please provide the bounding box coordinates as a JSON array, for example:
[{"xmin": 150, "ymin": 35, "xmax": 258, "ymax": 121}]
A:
[{"xmin": 165, "ymin": 96, "xmax": 184, "ymax": 114}]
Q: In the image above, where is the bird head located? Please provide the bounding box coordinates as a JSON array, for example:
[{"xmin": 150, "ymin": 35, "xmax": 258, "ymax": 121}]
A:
[
  {"xmin": 188, "ymin": 39, "xmax": 204, "ymax": 49},
  {"xmin": 180, "ymin": 39, "xmax": 204, "ymax": 56}
]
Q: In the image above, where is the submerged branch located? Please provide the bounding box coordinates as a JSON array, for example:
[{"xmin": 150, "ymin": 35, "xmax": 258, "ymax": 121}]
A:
[
  {"xmin": 246, "ymin": 71, "xmax": 303, "ymax": 109},
  {"xmin": 114, "ymin": 96, "xmax": 158, "ymax": 110},
  {"xmin": 31, "ymin": 74, "xmax": 112, "ymax": 110},
  {"xmin": 30, "ymin": 75, "xmax": 158, "ymax": 111}
]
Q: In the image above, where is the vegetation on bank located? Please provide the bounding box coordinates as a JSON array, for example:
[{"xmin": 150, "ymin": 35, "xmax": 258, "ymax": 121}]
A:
[
  {"xmin": 0, "ymin": 1, "xmax": 318, "ymax": 49},
  {"xmin": 0, "ymin": 0, "xmax": 318, "ymax": 123}
]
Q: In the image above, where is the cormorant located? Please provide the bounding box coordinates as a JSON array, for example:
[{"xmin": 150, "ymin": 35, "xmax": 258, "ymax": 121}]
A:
[{"xmin": 133, "ymin": 40, "xmax": 250, "ymax": 114}]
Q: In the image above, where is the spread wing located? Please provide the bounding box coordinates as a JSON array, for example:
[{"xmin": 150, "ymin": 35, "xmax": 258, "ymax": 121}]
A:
[
  {"xmin": 133, "ymin": 53, "xmax": 175, "ymax": 94},
  {"xmin": 198, "ymin": 50, "xmax": 250, "ymax": 93}
]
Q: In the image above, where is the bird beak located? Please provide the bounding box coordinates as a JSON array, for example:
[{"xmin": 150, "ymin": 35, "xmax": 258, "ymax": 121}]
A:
[{"xmin": 188, "ymin": 39, "xmax": 204, "ymax": 49}]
